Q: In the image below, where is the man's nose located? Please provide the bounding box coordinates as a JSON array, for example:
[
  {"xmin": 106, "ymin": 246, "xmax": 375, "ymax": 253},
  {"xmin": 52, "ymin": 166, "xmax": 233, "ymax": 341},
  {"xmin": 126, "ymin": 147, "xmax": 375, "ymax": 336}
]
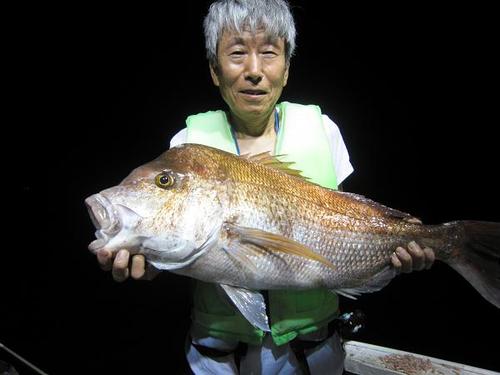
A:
[{"xmin": 244, "ymin": 53, "xmax": 263, "ymax": 85}]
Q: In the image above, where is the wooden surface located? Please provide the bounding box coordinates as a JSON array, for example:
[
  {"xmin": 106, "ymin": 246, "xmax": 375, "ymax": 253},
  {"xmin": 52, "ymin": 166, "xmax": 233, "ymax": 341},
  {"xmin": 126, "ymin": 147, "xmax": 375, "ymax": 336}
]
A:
[{"xmin": 344, "ymin": 341, "xmax": 499, "ymax": 375}]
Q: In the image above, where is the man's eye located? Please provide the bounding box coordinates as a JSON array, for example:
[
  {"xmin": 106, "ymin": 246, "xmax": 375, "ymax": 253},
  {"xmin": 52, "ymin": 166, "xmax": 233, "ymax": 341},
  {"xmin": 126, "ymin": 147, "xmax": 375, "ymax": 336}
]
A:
[{"xmin": 230, "ymin": 51, "xmax": 245, "ymax": 56}]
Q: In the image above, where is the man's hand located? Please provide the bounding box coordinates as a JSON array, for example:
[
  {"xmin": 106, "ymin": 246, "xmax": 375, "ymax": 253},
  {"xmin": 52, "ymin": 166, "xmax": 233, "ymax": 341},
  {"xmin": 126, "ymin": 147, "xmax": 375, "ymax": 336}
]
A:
[
  {"xmin": 391, "ymin": 241, "xmax": 435, "ymax": 274},
  {"xmin": 391, "ymin": 217, "xmax": 436, "ymax": 273},
  {"xmin": 96, "ymin": 249, "xmax": 159, "ymax": 282}
]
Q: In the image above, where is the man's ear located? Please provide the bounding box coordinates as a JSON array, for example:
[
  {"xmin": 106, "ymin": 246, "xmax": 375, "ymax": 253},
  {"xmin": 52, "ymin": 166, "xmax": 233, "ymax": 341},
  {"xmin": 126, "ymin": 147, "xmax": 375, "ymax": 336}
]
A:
[
  {"xmin": 210, "ymin": 64, "xmax": 220, "ymax": 87},
  {"xmin": 283, "ymin": 65, "xmax": 289, "ymax": 87}
]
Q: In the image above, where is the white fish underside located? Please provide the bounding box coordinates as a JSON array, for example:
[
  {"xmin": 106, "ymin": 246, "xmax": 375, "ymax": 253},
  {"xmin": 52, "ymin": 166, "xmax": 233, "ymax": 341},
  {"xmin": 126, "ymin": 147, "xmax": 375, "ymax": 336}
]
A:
[{"xmin": 174, "ymin": 229, "xmax": 405, "ymax": 290}]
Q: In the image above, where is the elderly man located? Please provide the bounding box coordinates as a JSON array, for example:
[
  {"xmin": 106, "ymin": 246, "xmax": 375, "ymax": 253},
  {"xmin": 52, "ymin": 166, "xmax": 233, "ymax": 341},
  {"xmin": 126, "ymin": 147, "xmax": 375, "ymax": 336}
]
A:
[{"xmin": 96, "ymin": 0, "xmax": 435, "ymax": 373}]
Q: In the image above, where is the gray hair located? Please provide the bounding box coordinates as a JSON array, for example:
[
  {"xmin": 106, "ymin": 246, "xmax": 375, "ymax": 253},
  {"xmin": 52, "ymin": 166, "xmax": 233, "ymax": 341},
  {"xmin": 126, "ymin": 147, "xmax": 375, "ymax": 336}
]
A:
[{"xmin": 203, "ymin": 0, "xmax": 296, "ymax": 67}]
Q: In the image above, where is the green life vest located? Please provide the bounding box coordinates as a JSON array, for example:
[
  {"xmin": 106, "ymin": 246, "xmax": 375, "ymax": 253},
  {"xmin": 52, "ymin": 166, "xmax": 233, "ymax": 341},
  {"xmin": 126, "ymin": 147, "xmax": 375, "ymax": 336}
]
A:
[{"xmin": 186, "ymin": 101, "xmax": 339, "ymax": 346}]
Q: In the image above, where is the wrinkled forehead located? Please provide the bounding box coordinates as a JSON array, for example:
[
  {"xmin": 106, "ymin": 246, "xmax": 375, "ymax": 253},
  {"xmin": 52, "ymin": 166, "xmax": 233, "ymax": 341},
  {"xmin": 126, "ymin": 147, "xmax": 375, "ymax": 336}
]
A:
[{"xmin": 219, "ymin": 27, "xmax": 283, "ymax": 47}]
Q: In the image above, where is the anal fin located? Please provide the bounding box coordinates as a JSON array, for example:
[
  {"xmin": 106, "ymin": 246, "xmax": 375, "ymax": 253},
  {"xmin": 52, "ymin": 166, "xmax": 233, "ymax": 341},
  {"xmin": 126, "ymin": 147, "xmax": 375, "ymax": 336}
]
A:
[{"xmin": 332, "ymin": 266, "xmax": 397, "ymax": 299}]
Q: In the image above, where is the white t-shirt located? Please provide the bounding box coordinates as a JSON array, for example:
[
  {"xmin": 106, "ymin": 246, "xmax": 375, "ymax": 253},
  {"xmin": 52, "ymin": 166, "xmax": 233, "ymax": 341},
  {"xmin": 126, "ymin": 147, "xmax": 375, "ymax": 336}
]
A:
[{"xmin": 169, "ymin": 114, "xmax": 354, "ymax": 185}]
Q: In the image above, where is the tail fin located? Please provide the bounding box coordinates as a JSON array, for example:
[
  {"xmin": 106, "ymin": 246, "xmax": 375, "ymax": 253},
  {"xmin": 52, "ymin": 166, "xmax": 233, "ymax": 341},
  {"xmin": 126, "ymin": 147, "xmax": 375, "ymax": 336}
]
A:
[{"xmin": 446, "ymin": 221, "xmax": 500, "ymax": 308}]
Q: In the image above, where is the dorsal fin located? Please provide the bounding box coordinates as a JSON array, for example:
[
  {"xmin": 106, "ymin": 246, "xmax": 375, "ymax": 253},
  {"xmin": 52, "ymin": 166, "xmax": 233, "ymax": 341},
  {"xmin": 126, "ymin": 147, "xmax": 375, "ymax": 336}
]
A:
[{"xmin": 241, "ymin": 152, "xmax": 308, "ymax": 179}]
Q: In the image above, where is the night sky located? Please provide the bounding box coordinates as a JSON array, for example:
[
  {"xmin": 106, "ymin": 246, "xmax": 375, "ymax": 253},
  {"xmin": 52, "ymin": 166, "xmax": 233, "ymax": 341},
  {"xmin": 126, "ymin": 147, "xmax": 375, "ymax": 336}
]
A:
[{"xmin": 4, "ymin": 1, "xmax": 499, "ymax": 374}]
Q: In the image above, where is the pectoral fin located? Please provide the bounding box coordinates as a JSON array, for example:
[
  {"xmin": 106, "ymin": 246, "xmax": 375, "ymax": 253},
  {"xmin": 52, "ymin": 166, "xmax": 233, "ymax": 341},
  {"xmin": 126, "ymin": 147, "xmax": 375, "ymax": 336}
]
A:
[
  {"xmin": 223, "ymin": 242, "xmax": 263, "ymax": 274},
  {"xmin": 220, "ymin": 284, "xmax": 270, "ymax": 332},
  {"xmin": 225, "ymin": 223, "xmax": 334, "ymax": 269}
]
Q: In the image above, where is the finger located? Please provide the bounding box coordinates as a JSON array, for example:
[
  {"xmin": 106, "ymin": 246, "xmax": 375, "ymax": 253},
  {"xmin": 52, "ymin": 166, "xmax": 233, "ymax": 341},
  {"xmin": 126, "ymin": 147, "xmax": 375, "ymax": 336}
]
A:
[
  {"xmin": 131, "ymin": 255, "xmax": 146, "ymax": 280},
  {"xmin": 112, "ymin": 250, "xmax": 130, "ymax": 282},
  {"xmin": 395, "ymin": 247, "xmax": 413, "ymax": 273},
  {"xmin": 423, "ymin": 247, "xmax": 436, "ymax": 270},
  {"xmin": 96, "ymin": 249, "xmax": 113, "ymax": 271},
  {"xmin": 407, "ymin": 241, "xmax": 425, "ymax": 271},
  {"xmin": 390, "ymin": 253, "xmax": 402, "ymax": 274}
]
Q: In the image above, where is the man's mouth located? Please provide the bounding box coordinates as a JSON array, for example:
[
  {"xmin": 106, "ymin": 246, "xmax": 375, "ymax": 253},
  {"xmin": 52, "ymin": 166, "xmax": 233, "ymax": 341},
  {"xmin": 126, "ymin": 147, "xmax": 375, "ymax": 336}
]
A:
[{"xmin": 239, "ymin": 89, "xmax": 267, "ymax": 96}]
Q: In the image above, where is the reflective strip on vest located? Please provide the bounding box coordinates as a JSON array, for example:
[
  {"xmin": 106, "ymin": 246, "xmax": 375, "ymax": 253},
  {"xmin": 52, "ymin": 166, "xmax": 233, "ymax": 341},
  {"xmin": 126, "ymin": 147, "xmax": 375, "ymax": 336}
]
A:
[{"xmin": 186, "ymin": 102, "xmax": 339, "ymax": 346}]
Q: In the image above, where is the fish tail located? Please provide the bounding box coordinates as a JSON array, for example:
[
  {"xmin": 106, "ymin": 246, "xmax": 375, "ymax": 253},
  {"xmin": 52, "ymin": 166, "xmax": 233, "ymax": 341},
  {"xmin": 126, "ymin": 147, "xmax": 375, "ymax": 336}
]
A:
[{"xmin": 444, "ymin": 221, "xmax": 500, "ymax": 308}]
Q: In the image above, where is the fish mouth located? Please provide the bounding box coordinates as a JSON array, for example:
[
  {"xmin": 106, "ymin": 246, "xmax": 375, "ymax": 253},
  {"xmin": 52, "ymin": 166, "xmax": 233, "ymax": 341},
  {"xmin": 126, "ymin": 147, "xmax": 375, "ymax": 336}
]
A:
[{"xmin": 85, "ymin": 194, "xmax": 121, "ymax": 252}]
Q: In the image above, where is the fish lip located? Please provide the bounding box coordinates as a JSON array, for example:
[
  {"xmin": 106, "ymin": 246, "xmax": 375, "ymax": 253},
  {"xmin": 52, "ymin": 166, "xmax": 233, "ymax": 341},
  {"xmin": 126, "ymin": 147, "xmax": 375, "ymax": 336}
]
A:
[
  {"xmin": 88, "ymin": 238, "xmax": 107, "ymax": 253},
  {"xmin": 86, "ymin": 195, "xmax": 144, "ymax": 253},
  {"xmin": 85, "ymin": 194, "xmax": 120, "ymax": 235}
]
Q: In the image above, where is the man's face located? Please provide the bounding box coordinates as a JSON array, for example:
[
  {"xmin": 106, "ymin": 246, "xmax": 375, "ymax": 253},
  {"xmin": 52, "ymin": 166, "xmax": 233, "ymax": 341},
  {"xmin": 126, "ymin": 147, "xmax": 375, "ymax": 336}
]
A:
[{"xmin": 211, "ymin": 29, "xmax": 289, "ymax": 121}]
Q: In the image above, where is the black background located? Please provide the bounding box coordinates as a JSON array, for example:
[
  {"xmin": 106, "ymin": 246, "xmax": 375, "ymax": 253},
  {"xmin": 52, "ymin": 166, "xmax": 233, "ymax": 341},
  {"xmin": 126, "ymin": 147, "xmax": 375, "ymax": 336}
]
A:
[{"xmin": 4, "ymin": 1, "xmax": 499, "ymax": 374}]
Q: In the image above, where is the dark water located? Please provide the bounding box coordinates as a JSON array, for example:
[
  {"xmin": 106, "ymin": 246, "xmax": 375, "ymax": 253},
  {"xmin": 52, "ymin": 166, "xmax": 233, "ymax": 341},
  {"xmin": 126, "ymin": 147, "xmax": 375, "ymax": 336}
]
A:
[{"xmin": 4, "ymin": 1, "xmax": 499, "ymax": 374}]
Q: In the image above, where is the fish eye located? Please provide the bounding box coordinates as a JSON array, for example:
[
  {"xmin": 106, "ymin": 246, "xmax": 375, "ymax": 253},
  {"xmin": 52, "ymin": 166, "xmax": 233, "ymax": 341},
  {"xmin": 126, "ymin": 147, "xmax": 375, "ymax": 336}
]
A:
[{"xmin": 155, "ymin": 172, "xmax": 175, "ymax": 189}]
